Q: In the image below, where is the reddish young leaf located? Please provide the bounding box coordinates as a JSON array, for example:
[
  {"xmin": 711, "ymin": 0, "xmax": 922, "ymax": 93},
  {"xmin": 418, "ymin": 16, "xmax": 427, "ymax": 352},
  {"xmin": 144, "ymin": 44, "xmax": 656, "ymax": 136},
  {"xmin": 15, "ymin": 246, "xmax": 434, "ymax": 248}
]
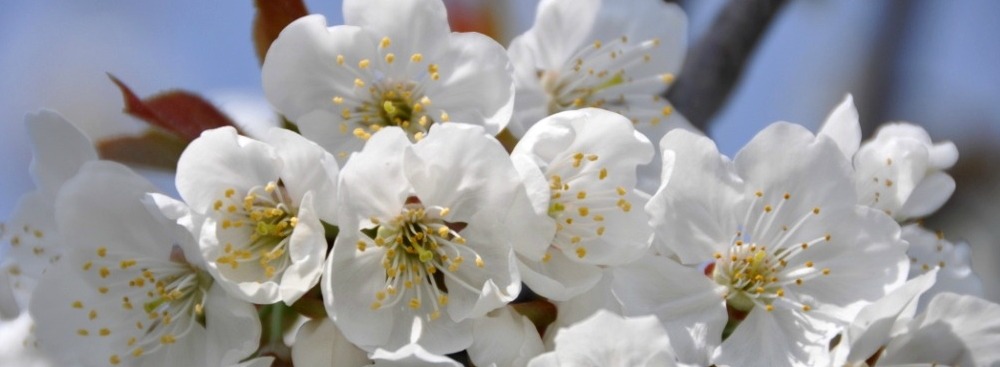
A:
[
  {"xmin": 252, "ymin": 0, "xmax": 309, "ymax": 66},
  {"xmin": 109, "ymin": 74, "xmax": 240, "ymax": 141},
  {"xmin": 96, "ymin": 130, "xmax": 188, "ymax": 170}
]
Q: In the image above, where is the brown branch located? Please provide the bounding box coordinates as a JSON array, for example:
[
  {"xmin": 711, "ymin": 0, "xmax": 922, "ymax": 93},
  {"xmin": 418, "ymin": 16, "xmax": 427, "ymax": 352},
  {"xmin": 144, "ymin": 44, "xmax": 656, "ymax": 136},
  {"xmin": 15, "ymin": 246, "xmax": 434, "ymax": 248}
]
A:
[{"xmin": 666, "ymin": 0, "xmax": 789, "ymax": 130}]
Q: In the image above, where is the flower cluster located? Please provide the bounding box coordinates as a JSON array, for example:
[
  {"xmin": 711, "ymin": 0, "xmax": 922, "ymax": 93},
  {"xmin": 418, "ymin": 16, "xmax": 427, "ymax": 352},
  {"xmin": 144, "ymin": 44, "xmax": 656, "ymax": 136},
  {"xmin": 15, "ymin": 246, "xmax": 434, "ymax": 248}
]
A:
[{"xmin": 1, "ymin": 0, "xmax": 996, "ymax": 366}]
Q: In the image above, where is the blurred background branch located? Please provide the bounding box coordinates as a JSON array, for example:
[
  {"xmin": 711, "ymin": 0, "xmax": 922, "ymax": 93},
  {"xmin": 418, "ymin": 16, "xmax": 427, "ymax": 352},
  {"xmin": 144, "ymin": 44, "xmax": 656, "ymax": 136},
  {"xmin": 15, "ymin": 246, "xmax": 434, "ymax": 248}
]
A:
[{"xmin": 667, "ymin": 0, "xmax": 788, "ymax": 131}]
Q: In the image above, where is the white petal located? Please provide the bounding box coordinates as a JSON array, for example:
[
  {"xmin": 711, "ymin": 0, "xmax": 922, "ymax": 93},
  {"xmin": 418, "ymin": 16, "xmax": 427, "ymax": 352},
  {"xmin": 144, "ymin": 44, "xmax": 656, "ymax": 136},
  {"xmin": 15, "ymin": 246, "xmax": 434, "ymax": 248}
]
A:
[
  {"xmin": 263, "ymin": 127, "xmax": 340, "ymax": 223},
  {"xmin": 279, "ymin": 192, "xmax": 327, "ymax": 304},
  {"xmin": 715, "ymin": 307, "xmax": 832, "ymax": 366},
  {"xmin": 203, "ymin": 285, "xmax": 262, "ymax": 366},
  {"xmin": 291, "ymin": 318, "xmax": 370, "ymax": 367},
  {"xmin": 25, "ymin": 110, "xmax": 97, "ymax": 197},
  {"xmin": 817, "ymin": 94, "xmax": 861, "ymax": 160},
  {"xmin": 550, "ymin": 310, "xmax": 677, "ymax": 367},
  {"xmin": 324, "ymin": 231, "xmax": 398, "ymax": 351},
  {"xmin": 649, "ymin": 129, "xmax": 742, "ymax": 263},
  {"xmin": 896, "ymin": 171, "xmax": 955, "ymax": 219},
  {"xmin": 0, "ymin": 191, "xmax": 59, "ymax": 318},
  {"xmin": 176, "ymin": 127, "xmax": 282, "ymax": 214},
  {"xmin": 369, "ymin": 343, "xmax": 462, "ymax": 367},
  {"xmin": 337, "ymin": 127, "xmax": 411, "ymax": 223},
  {"xmin": 518, "ymin": 252, "xmax": 603, "ymax": 302},
  {"xmin": 881, "ymin": 293, "xmax": 1000, "ymax": 366},
  {"xmin": 469, "ymin": 306, "xmax": 544, "ymax": 367},
  {"xmin": 343, "ymin": 0, "xmax": 450, "ymax": 57},
  {"xmin": 612, "ymin": 255, "xmax": 725, "ymax": 366}
]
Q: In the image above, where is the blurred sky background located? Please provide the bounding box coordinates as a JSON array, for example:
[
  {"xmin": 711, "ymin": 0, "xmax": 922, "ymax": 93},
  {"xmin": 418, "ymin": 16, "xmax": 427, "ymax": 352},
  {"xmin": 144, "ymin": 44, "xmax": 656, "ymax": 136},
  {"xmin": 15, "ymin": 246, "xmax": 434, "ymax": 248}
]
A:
[{"xmin": 1, "ymin": 0, "xmax": 999, "ymax": 327}]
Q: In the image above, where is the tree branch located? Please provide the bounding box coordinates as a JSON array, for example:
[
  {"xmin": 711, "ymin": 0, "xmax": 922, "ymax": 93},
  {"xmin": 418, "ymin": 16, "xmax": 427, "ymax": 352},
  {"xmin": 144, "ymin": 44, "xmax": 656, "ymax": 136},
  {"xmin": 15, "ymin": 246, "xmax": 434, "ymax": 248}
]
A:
[{"xmin": 666, "ymin": 0, "xmax": 789, "ymax": 130}]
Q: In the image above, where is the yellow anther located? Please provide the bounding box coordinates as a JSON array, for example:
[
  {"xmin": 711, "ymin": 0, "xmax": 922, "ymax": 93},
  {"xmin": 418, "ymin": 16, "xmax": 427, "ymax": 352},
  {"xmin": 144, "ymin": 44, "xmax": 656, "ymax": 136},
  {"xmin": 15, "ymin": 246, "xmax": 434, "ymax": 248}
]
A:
[
  {"xmin": 802, "ymin": 305, "xmax": 811, "ymax": 312},
  {"xmin": 616, "ymin": 186, "xmax": 627, "ymax": 196},
  {"xmin": 661, "ymin": 106, "xmax": 673, "ymax": 116},
  {"xmin": 408, "ymin": 298, "xmax": 421, "ymax": 309},
  {"xmin": 571, "ymin": 236, "xmax": 581, "ymax": 244},
  {"xmin": 77, "ymin": 329, "xmax": 89, "ymax": 336},
  {"xmin": 380, "ymin": 36, "xmax": 391, "ymax": 48},
  {"xmin": 599, "ymin": 168, "xmax": 608, "ymax": 180},
  {"xmin": 132, "ymin": 348, "xmax": 144, "ymax": 357},
  {"xmin": 822, "ymin": 268, "xmax": 831, "ymax": 275},
  {"xmin": 354, "ymin": 78, "xmax": 365, "ymax": 87},
  {"xmin": 660, "ymin": 73, "xmax": 675, "ymax": 84},
  {"xmin": 89, "ymin": 310, "xmax": 98, "ymax": 320},
  {"xmin": 804, "ymin": 261, "xmax": 814, "ymax": 268},
  {"xmin": 766, "ymin": 304, "xmax": 774, "ymax": 312},
  {"xmin": 384, "ymin": 53, "xmax": 396, "ymax": 64},
  {"xmin": 475, "ymin": 256, "xmax": 485, "ymax": 268},
  {"xmin": 332, "ymin": 96, "xmax": 344, "ymax": 105},
  {"xmin": 160, "ymin": 334, "xmax": 176, "ymax": 345},
  {"xmin": 764, "ymin": 205, "xmax": 773, "ymax": 213},
  {"xmin": 440, "ymin": 112, "xmax": 449, "ymax": 122},
  {"xmin": 99, "ymin": 328, "xmax": 111, "ymax": 336},
  {"xmin": 110, "ymin": 355, "xmax": 121, "ymax": 365},
  {"xmin": 97, "ymin": 247, "xmax": 107, "ymax": 257},
  {"xmin": 98, "ymin": 286, "xmax": 109, "ymax": 294},
  {"xmin": 336, "ymin": 55, "xmax": 345, "ymax": 65},
  {"xmin": 594, "ymin": 40, "xmax": 602, "ymax": 48},
  {"xmin": 596, "ymin": 226, "xmax": 606, "ymax": 236},
  {"xmin": 428, "ymin": 64, "xmax": 438, "ymax": 74},
  {"xmin": 72, "ymin": 300, "xmax": 84, "ymax": 309},
  {"xmin": 414, "ymin": 132, "xmax": 426, "ymax": 141},
  {"xmin": 576, "ymin": 247, "xmax": 587, "ymax": 258},
  {"xmin": 812, "ymin": 207, "xmax": 821, "ymax": 215},
  {"xmin": 542, "ymin": 252, "xmax": 552, "ymax": 263},
  {"xmin": 357, "ymin": 241, "xmax": 367, "ymax": 252},
  {"xmin": 578, "ymin": 207, "xmax": 589, "ymax": 217},
  {"xmin": 99, "ymin": 267, "xmax": 110, "ymax": 279},
  {"xmin": 755, "ymin": 191, "xmax": 764, "ymax": 197},
  {"xmin": 410, "ymin": 53, "xmax": 423, "ymax": 63}
]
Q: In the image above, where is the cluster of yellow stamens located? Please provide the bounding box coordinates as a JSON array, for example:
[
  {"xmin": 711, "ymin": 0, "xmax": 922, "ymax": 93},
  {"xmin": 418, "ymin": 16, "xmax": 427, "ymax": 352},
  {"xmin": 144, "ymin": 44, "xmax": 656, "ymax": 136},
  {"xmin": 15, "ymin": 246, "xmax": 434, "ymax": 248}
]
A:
[
  {"xmin": 331, "ymin": 36, "xmax": 449, "ymax": 144},
  {"xmin": 76, "ymin": 245, "xmax": 211, "ymax": 365},
  {"xmin": 360, "ymin": 198, "xmax": 483, "ymax": 322},
  {"xmin": 212, "ymin": 182, "xmax": 297, "ymax": 279},
  {"xmin": 540, "ymin": 35, "xmax": 674, "ymax": 126},
  {"xmin": 542, "ymin": 152, "xmax": 631, "ymax": 262},
  {"xmin": 710, "ymin": 190, "xmax": 834, "ymax": 314}
]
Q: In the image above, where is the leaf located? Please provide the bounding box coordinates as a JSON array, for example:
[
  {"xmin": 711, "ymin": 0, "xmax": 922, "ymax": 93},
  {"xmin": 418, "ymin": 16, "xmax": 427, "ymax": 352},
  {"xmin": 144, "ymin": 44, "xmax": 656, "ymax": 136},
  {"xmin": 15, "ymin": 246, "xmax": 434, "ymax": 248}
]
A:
[
  {"xmin": 252, "ymin": 0, "xmax": 309, "ymax": 66},
  {"xmin": 109, "ymin": 74, "xmax": 240, "ymax": 141},
  {"xmin": 96, "ymin": 130, "xmax": 188, "ymax": 170}
]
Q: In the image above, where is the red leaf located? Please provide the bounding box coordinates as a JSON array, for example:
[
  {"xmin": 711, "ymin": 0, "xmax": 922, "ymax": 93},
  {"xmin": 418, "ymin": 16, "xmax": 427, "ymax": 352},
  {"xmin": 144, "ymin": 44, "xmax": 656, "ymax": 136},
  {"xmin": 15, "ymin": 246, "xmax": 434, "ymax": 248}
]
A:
[
  {"xmin": 252, "ymin": 0, "xmax": 309, "ymax": 66},
  {"xmin": 96, "ymin": 130, "xmax": 188, "ymax": 170},
  {"xmin": 109, "ymin": 74, "xmax": 239, "ymax": 141}
]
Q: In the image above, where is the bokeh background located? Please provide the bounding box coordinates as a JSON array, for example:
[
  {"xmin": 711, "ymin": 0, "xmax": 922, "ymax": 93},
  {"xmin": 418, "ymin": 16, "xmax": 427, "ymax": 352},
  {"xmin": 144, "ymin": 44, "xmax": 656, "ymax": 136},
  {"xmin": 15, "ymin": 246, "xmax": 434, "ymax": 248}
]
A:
[{"xmin": 1, "ymin": 0, "xmax": 999, "ymax": 362}]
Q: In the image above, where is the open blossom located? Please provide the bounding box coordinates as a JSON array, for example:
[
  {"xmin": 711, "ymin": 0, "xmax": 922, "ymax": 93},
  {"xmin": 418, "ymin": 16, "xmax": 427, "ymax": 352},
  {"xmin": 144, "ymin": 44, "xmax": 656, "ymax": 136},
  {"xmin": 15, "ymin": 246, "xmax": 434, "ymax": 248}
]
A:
[
  {"xmin": 817, "ymin": 95, "xmax": 958, "ymax": 221},
  {"xmin": 528, "ymin": 310, "xmax": 680, "ymax": 367},
  {"xmin": 323, "ymin": 124, "xmax": 529, "ymax": 354},
  {"xmin": 508, "ymin": 0, "xmax": 691, "ymax": 190},
  {"xmin": 262, "ymin": 0, "xmax": 513, "ymax": 161},
  {"xmin": 0, "ymin": 110, "xmax": 97, "ymax": 319},
  {"xmin": 29, "ymin": 162, "xmax": 266, "ymax": 367},
  {"xmin": 510, "ymin": 108, "xmax": 653, "ymax": 300},
  {"xmin": 642, "ymin": 123, "xmax": 909, "ymax": 366},
  {"xmin": 176, "ymin": 127, "xmax": 338, "ymax": 304}
]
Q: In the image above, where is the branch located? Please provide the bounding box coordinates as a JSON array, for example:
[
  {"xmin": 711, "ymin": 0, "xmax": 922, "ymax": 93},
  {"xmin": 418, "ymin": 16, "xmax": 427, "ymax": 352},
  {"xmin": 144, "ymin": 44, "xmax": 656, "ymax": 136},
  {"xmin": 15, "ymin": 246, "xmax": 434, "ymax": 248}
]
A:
[{"xmin": 666, "ymin": 0, "xmax": 789, "ymax": 130}]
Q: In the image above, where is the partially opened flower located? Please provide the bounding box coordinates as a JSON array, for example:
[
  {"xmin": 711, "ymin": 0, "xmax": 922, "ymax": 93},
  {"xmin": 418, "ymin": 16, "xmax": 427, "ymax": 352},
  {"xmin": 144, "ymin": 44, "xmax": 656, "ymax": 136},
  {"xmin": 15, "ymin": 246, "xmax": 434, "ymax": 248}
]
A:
[
  {"xmin": 323, "ymin": 124, "xmax": 528, "ymax": 354},
  {"xmin": 527, "ymin": 310, "xmax": 679, "ymax": 367},
  {"xmin": 30, "ymin": 162, "xmax": 264, "ymax": 367},
  {"xmin": 853, "ymin": 123, "xmax": 958, "ymax": 221},
  {"xmin": 262, "ymin": 0, "xmax": 513, "ymax": 160},
  {"xmin": 510, "ymin": 108, "xmax": 653, "ymax": 300},
  {"xmin": 0, "ymin": 110, "xmax": 97, "ymax": 319},
  {"xmin": 901, "ymin": 224, "xmax": 982, "ymax": 310},
  {"xmin": 645, "ymin": 123, "xmax": 909, "ymax": 366},
  {"xmin": 176, "ymin": 127, "xmax": 338, "ymax": 304},
  {"xmin": 816, "ymin": 96, "xmax": 959, "ymax": 221}
]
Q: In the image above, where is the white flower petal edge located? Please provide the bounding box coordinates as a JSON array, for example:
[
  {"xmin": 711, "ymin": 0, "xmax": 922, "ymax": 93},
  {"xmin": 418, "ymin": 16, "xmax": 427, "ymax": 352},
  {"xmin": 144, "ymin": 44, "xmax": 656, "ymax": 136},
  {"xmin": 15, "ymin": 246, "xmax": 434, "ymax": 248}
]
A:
[
  {"xmin": 468, "ymin": 306, "xmax": 544, "ymax": 367},
  {"xmin": 832, "ymin": 269, "xmax": 938, "ymax": 366},
  {"xmin": 527, "ymin": 310, "xmax": 679, "ymax": 367},
  {"xmin": 1, "ymin": 110, "xmax": 97, "ymax": 319},
  {"xmin": 854, "ymin": 122, "xmax": 958, "ymax": 221},
  {"xmin": 368, "ymin": 343, "xmax": 462, "ymax": 367},
  {"xmin": 262, "ymin": 0, "xmax": 514, "ymax": 161},
  {"xmin": 649, "ymin": 123, "xmax": 909, "ymax": 366},
  {"xmin": 900, "ymin": 224, "xmax": 983, "ymax": 311},
  {"xmin": 817, "ymin": 94, "xmax": 861, "ymax": 161},
  {"xmin": 324, "ymin": 124, "xmax": 527, "ymax": 354},
  {"xmin": 176, "ymin": 126, "xmax": 337, "ymax": 305},
  {"xmin": 291, "ymin": 318, "xmax": 370, "ymax": 367},
  {"xmin": 877, "ymin": 293, "xmax": 1000, "ymax": 366},
  {"xmin": 511, "ymin": 108, "xmax": 653, "ymax": 300},
  {"xmin": 29, "ymin": 161, "xmax": 260, "ymax": 367}
]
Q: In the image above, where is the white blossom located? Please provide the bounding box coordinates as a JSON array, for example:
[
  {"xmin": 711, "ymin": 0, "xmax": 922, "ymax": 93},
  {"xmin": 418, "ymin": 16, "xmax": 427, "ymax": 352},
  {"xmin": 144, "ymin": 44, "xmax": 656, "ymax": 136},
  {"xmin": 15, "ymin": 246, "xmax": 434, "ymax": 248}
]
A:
[
  {"xmin": 510, "ymin": 108, "xmax": 653, "ymax": 301},
  {"xmin": 29, "ymin": 161, "xmax": 261, "ymax": 367},
  {"xmin": 645, "ymin": 123, "xmax": 910, "ymax": 366},
  {"xmin": 0, "ymin": 111, "xmax": 97, "ymax": 319},
  {"xmin": 262, "ymin": 0, "xmax": 514, "ymax": 161},
  {"xmin": 176, "ymin": 127, "xmax": 338, "ymax": 304},
  {"xmin": 901, "ymin": 224, "xmax": 983, "ymax": 311},
  {"xmin": 323, "ymin": 124, "xmax": 528, "ymax": 354}
]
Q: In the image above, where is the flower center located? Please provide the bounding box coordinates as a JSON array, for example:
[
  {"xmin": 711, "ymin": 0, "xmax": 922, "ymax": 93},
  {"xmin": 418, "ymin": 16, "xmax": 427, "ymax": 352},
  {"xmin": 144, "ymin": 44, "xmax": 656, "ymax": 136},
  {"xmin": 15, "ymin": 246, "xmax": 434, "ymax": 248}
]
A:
[
  {"xmin": 77, "ymin": 245, "xmax": 213, "ymax": 365},
  {"xmin": 213, "ymin": 182, "xmax": 297, "ymax": 279},
  {"xmin": 543, "ymin": 152, "xmax": 632, "ymax": 261},
  {"xmin": 538, "ymin": 36, "xmax": 676, "ymax": 125},
  {"xmin": 712, "ymin": 243, "xmax": 784, "ymax": 312},
  {"xmin": 360, "ymin": 197, "xmax": 482, "ymax": 321}
]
